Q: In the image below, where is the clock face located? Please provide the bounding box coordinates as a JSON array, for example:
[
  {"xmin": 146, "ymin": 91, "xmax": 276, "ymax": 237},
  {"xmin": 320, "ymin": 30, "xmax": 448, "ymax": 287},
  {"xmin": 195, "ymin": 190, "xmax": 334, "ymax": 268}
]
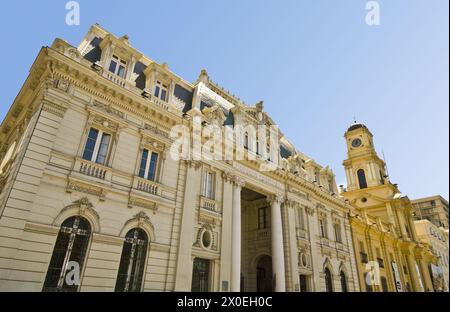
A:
[{"xmin": 351, "ymin": 138, "xmax": 362, "ymax": 148}]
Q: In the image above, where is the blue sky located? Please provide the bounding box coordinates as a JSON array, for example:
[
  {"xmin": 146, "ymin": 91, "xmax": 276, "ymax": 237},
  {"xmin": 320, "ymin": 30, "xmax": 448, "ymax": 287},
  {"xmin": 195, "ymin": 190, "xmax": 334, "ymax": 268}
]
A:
[{"xmin": 0, "ymin": 0, "xmax": 448, "ymax": 199}]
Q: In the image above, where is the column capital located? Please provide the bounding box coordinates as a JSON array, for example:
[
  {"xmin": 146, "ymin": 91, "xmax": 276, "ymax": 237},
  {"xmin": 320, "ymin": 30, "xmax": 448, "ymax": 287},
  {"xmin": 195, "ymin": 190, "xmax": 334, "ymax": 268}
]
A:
[
  {"xmin": 232, "ymin": 176, "xmax": 246, "ymax": 188},
  {"xmin": 222, "ymin": 171, "xmax": 234, "ymax": 183},
  {"xmin": 305, "ymin": 206, "xmax": 316, "ymax": 216},
  {"xmin": 183, "ymin": 160, "xmax": 202, "ymax": 171},
  {"xmin": 267, "ymin": 194, "xmax": 284, "ymax": 206},
  {"xmin": 284, "ymin": 199, "xmax": 300, "ymax": 209}
]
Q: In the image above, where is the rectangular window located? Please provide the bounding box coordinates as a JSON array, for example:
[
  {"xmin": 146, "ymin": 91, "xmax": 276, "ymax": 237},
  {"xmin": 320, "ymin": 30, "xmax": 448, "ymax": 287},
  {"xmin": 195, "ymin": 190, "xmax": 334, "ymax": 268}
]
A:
[
  {"xmin": 82, "ymin": 128, "xmax": 111, "ymax": 165},
  {"xmin": 334, "ymin": 223, "xmax": 342, "ymax": 243},
  {"xmin": 139, "ymin": 149, "xmax": 159, "ymax": 181},
  {"xmin": 319, "ymin": 219, "xmax": 328, "ymax": 238},
  {"xmin": 203, "ymin": 171, "xmax": 214, "ymax": 199},
  {"xmin": 297, "ymin": 207, "xmax": 305, "ymax": 230},
  {"xmin": 109, "ymin": 55, "xmax": 127, "ymax": 78},
  {"xmin": 154, "ymin": 81, "xmax": 168, "ymax": 101},
  {"xmin": 258, "ymin": 207, "xmax": 268, "ymax": 229}
]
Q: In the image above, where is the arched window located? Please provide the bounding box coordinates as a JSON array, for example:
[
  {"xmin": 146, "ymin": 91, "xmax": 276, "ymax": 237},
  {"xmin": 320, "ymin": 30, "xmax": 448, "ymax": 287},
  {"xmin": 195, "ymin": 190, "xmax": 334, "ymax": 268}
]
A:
[
  {"xmin": 340, "ymin": 271, "xmax": 348, "ymax": 292},
  {"xmin": 115, "ymin": 228, "xmax": 149, "ymax": 292},
  {"xmin": 325, "ymin": 268, "xmax": 333, "ymax": 292},
  {"xmin": 43, "ymin": 216, "xmax": 91, "ymax": 292},
  {"xmin": 357, "ymin": 169, "xmax": 368, "ymax": 189}
]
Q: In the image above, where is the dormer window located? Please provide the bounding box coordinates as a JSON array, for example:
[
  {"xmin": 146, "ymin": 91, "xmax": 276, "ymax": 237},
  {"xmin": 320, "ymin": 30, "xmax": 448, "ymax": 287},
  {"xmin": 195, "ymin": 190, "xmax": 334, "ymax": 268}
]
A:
[
  {"xmin": 154, "ymin": 81, "xmax": 168, "ymax": 102},
  {"xmin": 109, "ymin": 55, "xmax": 127, "ymax": 78}
]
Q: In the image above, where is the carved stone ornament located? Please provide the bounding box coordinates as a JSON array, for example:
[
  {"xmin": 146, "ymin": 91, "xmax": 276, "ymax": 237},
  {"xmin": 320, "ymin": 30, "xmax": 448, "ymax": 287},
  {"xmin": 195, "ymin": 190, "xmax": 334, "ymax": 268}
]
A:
[
  {"xmin": 66, "ymin": 180, "xmax": 106, "ymax": 199},
  {"xmin": 88, "ymin": 114, "xmax": 119, "ymax": 132},
  {"xmin": 54, "ymin": 78, "xmax": 71, "ymax": 93},
  {"xmin": 232, "ymin": 176, "xmax": 245, "ymax": 189},
  {"xmin": 202, "ymin": 104, "xmax": 226, "ymax": 126},
  {"xmin": 128, "ymin": 196, "xmax": 157, "ymax": 212},
  {"xmin": 267, "ymin": 194, "xmax": 284, "ymax": 206}
]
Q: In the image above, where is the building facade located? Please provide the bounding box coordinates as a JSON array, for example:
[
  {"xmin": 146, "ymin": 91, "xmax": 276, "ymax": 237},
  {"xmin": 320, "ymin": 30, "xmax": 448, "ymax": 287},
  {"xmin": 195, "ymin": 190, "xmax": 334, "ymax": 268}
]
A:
[
  {"xmin": 0, "ymin": 25, "xmax": 360, "ymax": 292},
  {"xmin": 341, "ymin": 123, "xmax": 437, "ymax": 292},
  {"xmin": 412, "ymin": 196, "xmax": 449, "ymax": 229},
  {"xmin": 414, "ymin": 220, "xmax": 449, "ymax": 291}
]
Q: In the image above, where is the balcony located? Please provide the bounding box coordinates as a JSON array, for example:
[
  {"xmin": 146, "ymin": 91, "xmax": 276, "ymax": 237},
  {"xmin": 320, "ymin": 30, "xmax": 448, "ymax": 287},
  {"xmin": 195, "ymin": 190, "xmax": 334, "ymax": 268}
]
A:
[
  {"xmin": 149, "ymin": 94, "xmax": 170, "ymax": 111},
  {"xmin": 132, "ymin": 176, "xmax": 161, "ymax": 196},
  {"xmin": 171, "ymin": 96, "xmax": 187, "ymax": 111},
  {"xmin": 75, "ymin": 158, "xmax": 111, "ymax": 181},
  {"xmin": 103, "ymin": 71, "xmax": 127, "ymax": 88},
  {"xmin": 200, "ymin": 196, "xmax": 217, "ymax": 211},
  {"xmin": 255, "ymin": 228, "xmax": 270, "ymax": 241}
]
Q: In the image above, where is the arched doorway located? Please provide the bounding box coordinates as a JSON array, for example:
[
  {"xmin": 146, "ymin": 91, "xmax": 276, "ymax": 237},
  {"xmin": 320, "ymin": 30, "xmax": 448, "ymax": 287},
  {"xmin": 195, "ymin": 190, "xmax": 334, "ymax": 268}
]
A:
[{"xmin": 256, "ymin": 255, "xmax": 273, "ymax": 292}]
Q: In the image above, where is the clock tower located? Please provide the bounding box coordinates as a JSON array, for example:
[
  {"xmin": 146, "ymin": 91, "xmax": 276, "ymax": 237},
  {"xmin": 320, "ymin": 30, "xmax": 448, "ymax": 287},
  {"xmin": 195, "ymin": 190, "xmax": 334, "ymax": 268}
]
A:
[{"xmin": 343, "ymin": 122, "xmax": 388, "ymax": 192}]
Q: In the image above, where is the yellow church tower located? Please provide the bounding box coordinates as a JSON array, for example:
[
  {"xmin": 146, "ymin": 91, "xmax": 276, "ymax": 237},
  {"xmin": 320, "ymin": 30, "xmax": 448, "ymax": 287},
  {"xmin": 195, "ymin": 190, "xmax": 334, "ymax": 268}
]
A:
[{"xmin": 342, "ymin": 122, "xmax": 436, "ymax": 292}]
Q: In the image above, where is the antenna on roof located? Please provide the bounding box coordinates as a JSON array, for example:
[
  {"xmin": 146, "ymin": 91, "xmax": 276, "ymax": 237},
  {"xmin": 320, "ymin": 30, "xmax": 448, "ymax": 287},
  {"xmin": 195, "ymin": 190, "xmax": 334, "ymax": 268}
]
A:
[{"xmin": 353, "ymin": 116, "xmax": 357, "ymax": 124}]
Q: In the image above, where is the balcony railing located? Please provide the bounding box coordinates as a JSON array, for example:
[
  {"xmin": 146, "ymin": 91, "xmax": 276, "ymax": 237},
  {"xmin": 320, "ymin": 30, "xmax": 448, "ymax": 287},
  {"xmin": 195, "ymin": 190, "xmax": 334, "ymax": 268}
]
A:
[
  {"xmin": 171, "ymin": 96, "xmax": 187, "ymax": 111},
  {"xmin": 149, "ymin": 94, "xmax": 170, "ymax": 111},
  {"xmin": 76, "ymin": 158, "xmax": 111, "ymax": 181},
  {"xmin": 133, "ymin": 176, "xmax": 160, "ymax": 196},
  {"xmin": 103, "ymin": 71, "xmax": 127, "ymax": 88},
  {"xmin": 200, "ymin": 196, "xmax": 217, "ymax": 211},
  {"xmin": 255, "ymin": 228, "xmax": 270, "ymax": 241}
]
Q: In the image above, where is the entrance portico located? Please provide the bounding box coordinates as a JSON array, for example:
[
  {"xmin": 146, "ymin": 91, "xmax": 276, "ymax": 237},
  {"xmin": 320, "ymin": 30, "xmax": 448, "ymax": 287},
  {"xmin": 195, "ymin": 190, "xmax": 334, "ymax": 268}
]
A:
[{"xmin": 229, "ymin": 178, "xmax": 286, "ymax": 292}]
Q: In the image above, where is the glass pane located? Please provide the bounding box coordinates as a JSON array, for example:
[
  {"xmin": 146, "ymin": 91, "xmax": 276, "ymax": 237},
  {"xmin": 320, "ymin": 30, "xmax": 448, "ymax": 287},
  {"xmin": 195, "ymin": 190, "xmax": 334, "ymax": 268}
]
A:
[
  {"xmin": 192, "ymin": 258, "xmax": 210, "ymax": 292},
  {"xmin": 161, "ymin": 89, "xmax": 167, "ymax": 101},
  {"xmin": 147, "ymin": 152, "xmax": 158, "ymax": 181},
  {"xmin": 109, "ymin": 60, "xmax": 117, "ymax": 74},
  {"xmin": 117, "ymin": 65, "xmax": 126, "ymax": 78},
  {"xmin": 82, "ymin": 128, "xmax": 99, "ymax": 161},
  {"xmin": 139, "ymin": 149, "xmax": 149, "ymax": 178},
  {"xmin": 43, "ymin": 217, "xmax": 91, "ymax": 292},
  {"xmin": 115, "ymin": 229, "xmax": 148, "ymax": 292},
  {"xmin": 154, "ymin": 86, "xmax": 160, "ymax": 98},
  {"xmin": 96, "ymin": 133, "xmax": 111, "ymax": 165}
]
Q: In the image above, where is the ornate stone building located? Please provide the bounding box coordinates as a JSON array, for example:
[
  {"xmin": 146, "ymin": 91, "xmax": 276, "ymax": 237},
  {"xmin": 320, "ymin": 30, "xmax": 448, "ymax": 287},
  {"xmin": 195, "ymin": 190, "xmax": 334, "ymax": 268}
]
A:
[
  {"xmin": 0, "ymin": 24, "xmax": 359, "ymax": 292},
  {"xmin": 414, "ymin": 220, "xmax": 449, "ymax": 291},
  {"xmin": 341, "ymin": 123, "xmax": 437, "ymax": 292}
]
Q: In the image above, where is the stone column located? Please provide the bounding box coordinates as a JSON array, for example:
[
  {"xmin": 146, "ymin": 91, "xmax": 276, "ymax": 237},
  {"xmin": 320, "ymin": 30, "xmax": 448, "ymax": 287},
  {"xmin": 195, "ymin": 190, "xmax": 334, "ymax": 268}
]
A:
[
  {"xmin": 283, "ymin": 200, "xmax": 299, "ymax": 291},
  {"xmin": 174, "ymin": 160, "xmax": 202, "ymax": 291},
  {"xmin": 306, "ymin": 206, "xmax": 320, "ymax": 291},
  {"xmin": 268, "ymin": 194, "xmax": 286, "ymax": 292},
  {"xmin": 405, "ymin": 250, "xmax": 422, "ymax": 292},
  {"xmin": 418, "ymin": 256, "xmax": 434, "ymax": 292},
  {"xmin": 219, "ymin": 172, "xmax": 234, "ymax": 291},
  {"xmin": 231, "ymin": 176, "xmax": 245, "ymax": 292}
]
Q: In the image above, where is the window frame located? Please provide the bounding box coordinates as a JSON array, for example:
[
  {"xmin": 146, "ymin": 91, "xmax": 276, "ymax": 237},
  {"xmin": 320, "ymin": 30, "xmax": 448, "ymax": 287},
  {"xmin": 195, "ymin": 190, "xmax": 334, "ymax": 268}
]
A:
[
  {"xmin": 82, "ymin": 127, "xmax": 112, "ymax": 166},
  {"xmin": 258, "ymin": 206, "xmax": 268, "ymax": 229},
  {"xmin": 114, "ymin": 228, "xmax": 149, "ymax": 292},
  {"xmin": 42, "ymin": 216, "xmax": 92, "ymax": 292},
  {"xmin": 109, "ymin": 54, "xmax": 128, "ymax": 79},
  {"xmin": 138, "ymin": 148, "xmax": 160, "ymax": 182},
  {"xmin": 319, "ymin": 217, "xmax": 328, "ymax": 239},
  {"xmin": 202, "ymin": 169, "xmax": 215, "ymax": 200},
  {"xmin": 334, "ymin": 222, "xmax": 342, "ymax": 243},
  {"xmin": 154, "ymin": 81, "xmax": 168, "ymax": 102}
]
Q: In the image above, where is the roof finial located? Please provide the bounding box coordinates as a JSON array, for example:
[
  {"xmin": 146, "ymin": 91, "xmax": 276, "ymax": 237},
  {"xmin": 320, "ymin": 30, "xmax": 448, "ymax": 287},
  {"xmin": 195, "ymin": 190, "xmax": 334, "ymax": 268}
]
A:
[{"xmin": 198, "ymin": 69, "xmax": 209, "ymax": 84}]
